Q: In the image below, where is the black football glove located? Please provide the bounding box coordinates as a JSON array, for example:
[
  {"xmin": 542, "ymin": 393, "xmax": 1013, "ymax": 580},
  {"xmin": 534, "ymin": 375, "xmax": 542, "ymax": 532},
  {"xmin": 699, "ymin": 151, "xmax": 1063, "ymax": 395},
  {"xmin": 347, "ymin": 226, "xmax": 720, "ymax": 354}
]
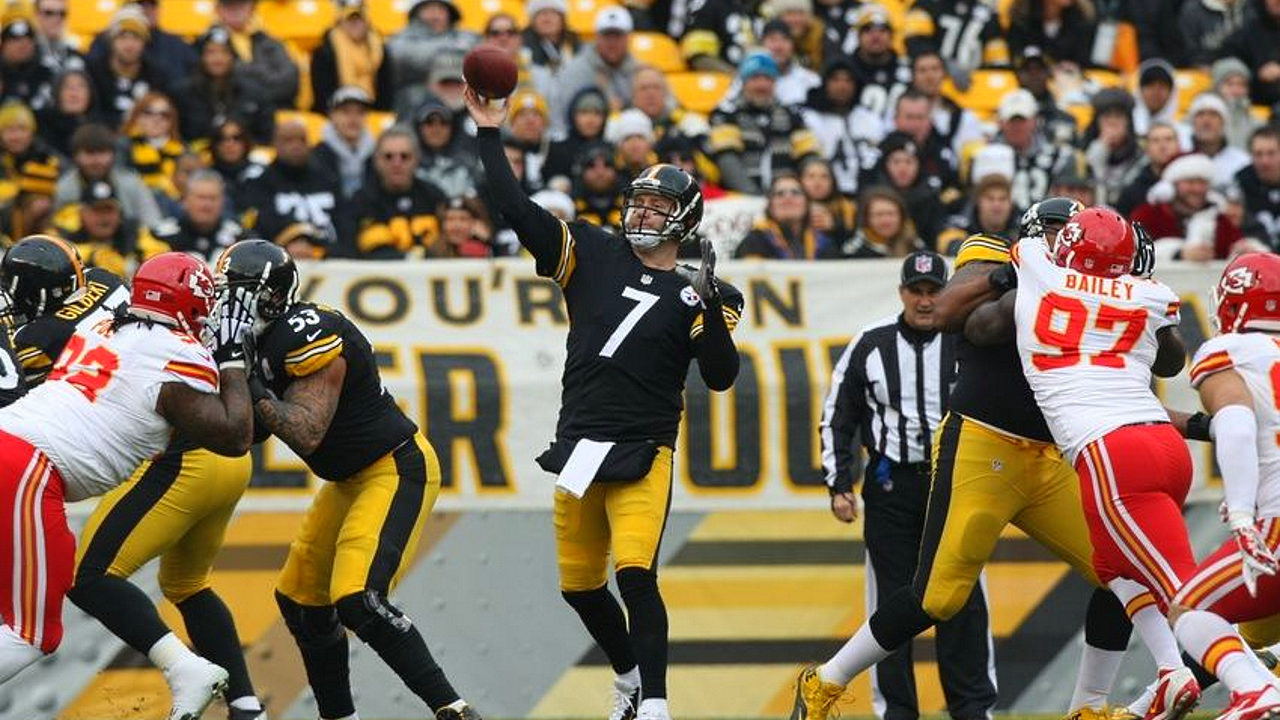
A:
[
  {"xmin": 1185, "ymin": 411, "xmax": 1213, "ymax": 442},
  {"xmin": 693, "ymin": 236, "xmax": 720, "ymax": 305},
  {"xmin": 1132, "ymin": 222, "xmax": 1156, "ymax": 279},
  {"xmin": 988, "ymin": 262, "xmax": 1018, "ymax": 294}
]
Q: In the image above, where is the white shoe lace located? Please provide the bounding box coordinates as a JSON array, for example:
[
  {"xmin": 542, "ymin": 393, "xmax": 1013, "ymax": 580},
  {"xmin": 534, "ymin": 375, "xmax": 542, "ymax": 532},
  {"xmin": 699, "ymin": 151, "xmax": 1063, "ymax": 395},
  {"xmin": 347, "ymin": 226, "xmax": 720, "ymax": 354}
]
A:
[{"xmin": 607, "ymin": 686, "xmax": 637, "ymax": 720}]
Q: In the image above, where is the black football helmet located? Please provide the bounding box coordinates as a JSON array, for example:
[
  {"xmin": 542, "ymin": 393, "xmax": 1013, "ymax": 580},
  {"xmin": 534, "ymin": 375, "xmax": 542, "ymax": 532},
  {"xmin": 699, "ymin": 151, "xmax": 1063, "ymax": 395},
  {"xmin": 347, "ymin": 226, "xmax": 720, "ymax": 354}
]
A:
[
  {"xmin": 0, "ymin": 235, "xmax": 85, "ymax": 324},
  {"xmin": 621, "ymin": 164, "xmax": 704, "ymax": 250},
  {"xmin": 1019, "ymin": 196, "xmax": 1086, "ymax": 240},
  {"xmin": 215, "ymin": 239, "xmax": 298, "ymax": 331}
]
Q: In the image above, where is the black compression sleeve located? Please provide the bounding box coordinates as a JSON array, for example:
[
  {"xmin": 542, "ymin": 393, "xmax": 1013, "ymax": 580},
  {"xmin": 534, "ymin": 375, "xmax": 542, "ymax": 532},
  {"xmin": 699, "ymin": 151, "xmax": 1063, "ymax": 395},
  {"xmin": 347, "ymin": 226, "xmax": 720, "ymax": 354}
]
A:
[
  {"xmin": 476, "ymin": 127, "xmax": 565, "ymax": 259},
  {"xmin": 696, "ymin": 299, "xmax": 739, "ymax": 392}
]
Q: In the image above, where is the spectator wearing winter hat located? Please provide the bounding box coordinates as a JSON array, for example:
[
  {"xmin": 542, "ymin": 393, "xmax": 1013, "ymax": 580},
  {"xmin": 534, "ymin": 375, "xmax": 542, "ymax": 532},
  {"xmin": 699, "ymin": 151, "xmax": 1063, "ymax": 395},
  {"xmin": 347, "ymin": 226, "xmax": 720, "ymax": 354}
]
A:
[
  {"xmin": 1235, "ymin": 124, "xmax": 1280, "ymax": 249},
  {"xmin": 802, "ymin": 56, "xmax": 885, "ymax": 197},
  {"xmin": 85, "ymin": 0, "xmax": 195, "ymax": 90},
  {"xmin": 209, "ymin": 0, "xmax": 299, "ymax": 110},
  {"xmin": 311, "ymin": 0, "xmax": 394, "ymax": 114},
  {"xmin": 605, "ymin": 108, "xmax": 657, "ymax": 184},
  {"xmin": 1133, "ymin": 58, "xmax": 1179, "ymax": 137},
  {"xmin": 850, "ymin": 5, "xmax": 912, "ymax": 121},
  {"xmin": 679, "ymin": 0, "xmax": 756, "ymax": 73},
  {"xmin": 1085, "ymin": 88, "xmax": 1142, "ymax": 206},
  {"xmin": 413, "ymin": 98, "xmax": 477, "ymax": 198},
  {"xmin": 531, "ymin": 188, "xmax": 575, "ymax": 221},
  {"xmin": 1048, "ymin": 162, "xmax": 1097, "ymax": 208},
  {"xmin": 0, "ymin": 102, "xmax": 59, "ymax": 216},
  {"xmin": 1185, "ymin": 92, "xmax": 1251, "ymax": 186},
  {"xmin": 768, "ymin": 0, "xmax": 826, "ymax": 71},
  {"xmin": 551, "ymin": 7, "xmax": 639, "ymax": 137},
  {"xmin": 1220, "ymin": 0, "xmax": 1280, "ymax": 106},
  {"xmin": 760, "ymin": 19, "xmax": 821, "ymax": 106},
  {"xmin": 710, "ymin": 52, "xmax": 819, "ymax": 194},
  {"xmin": 543, "ymin": 86, "xmax": 608, "ymax": 189},
  {"xmin": 393, "ymin": 50, "xmax": 467, "ymax": 123},
  {"xmin": 1132, "ymin": 152, "xmax": 1244, "ymax": 261},
  {"xmin": 312, "ymin": 86, "xmax": 378, "ymax": 199},
  {"xmin": 1179, "ymin": 0, "xmax": 1250, "ymax": 67},
  {"xmin": 387, "ymin": 0, "xmax": 477, "ymax": 94},
  {"xmin": 523, "ymin": 0, "xmax": 579, "ymax": 75},
  {"xmin": 1013, "ymin": 45, "xmax": 1079, "ymax": 146},
  {"xmin": 85, "ymin": 5, "xmax": 169, "ymax": 128},
  {"xmin": 571, "ymin": 141, "xmax": 624, "ymax": 231},
  {"xmin": 1212, "ymin": 56, "xmax": 1260, "ymax": 149},
  {"xmin": 174, "ymin": 27, "xmax": 273, "ymax": 146},
  {"xmin": 655, "ymin": 132, "xmax": 725, "ymax": 202},
  {"xmin": 506, "ymin": 88, "xmax": 550, "ymax": 189},
  {"xmin": 0, "ymin": 11, "xmax": 54, "ymax": 112},
  {"xmin": 873, "ymin": 131, "xmax": 947, "ymax": 250},
  {"xmin": 1115, "ymin": 120, "xmax": 1183, "ymax": 216}
]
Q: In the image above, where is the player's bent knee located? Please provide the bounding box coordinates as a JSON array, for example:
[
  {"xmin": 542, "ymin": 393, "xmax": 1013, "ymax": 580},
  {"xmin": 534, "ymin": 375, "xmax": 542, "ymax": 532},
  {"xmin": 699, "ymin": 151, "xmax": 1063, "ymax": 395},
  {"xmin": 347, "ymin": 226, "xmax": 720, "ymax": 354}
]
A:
[
  {"xmin": 920, "ymin": 586, "xmax": 970, "ymax": 622},
  {"xmin": 275, "ymin": 589, "xmax": 343, "ymax": 648},
  {"xmin": 558, "ymin": 559, "xmax": 609, "ymax": 593},
  {"xmin": 616, "ymin": 567, "xmax": 660, "ymax": 603},
  {"xmin": 160, "ymin": 577, "xmax": 210, "ymax": 605},
  {"xmin": 334, "ymin": 590, "xmax": 413, "ymax": 640}
]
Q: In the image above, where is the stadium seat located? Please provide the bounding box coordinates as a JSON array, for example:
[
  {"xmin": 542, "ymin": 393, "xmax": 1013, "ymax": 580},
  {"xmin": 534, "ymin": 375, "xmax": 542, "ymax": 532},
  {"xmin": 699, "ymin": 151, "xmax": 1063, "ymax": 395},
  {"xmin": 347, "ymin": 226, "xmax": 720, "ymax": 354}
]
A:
[
  {"xmin": 630, "ymin": 32, "xmax": 683, "ymax": 73},
  {"xmin": 1174, "ymin": 68, "xmax": 1212, "ymax": 118},
  {"xmin": 1254, "ymin": 104, "xmax": 1271, "ymax": 123},
  {"xmin": 943, "ymin": 69, "xmax": 1017, "ymax": 121},
  {"xmin": 568, "ymin": 0, "xmax": 611, "ymax": 38},
  {"xmin": 69, "ymin": 0, "xmax": 119, "ymax": 38},
  {"xmin": 457, "ymin": 0, "xmax": 526, "ymax": 32},
  {"xmin": 157, "ymin": 0, "xmax": 216, "ymax": 39},
  {"xmin": 367, "ymin": 111, "xmax": 396, "ymax": 136},
  {"xmin": 258, "ymin": 0, "xmax": 334, "ymax": 51},
  {"xmin": 275, "ymin": 110, "xmax": 327, "ymax": 145},
  {"xmin": 1084, "ymin": 68, "xmax": 1122, "ymax": 89},
  {"xmin": 1065, "ymin": 103, "xmax": 1093, "ymax": 132},
  {"xmin": 668, "ymin": 71, "xmax": 731, "ymax": 115},
  {"xmin": 368, "ymin": 0, "xmax": 410, "ymax": 36},
  {"xmin": 286, "ymin": 41, "xmax": 315, "ymax": 111}
]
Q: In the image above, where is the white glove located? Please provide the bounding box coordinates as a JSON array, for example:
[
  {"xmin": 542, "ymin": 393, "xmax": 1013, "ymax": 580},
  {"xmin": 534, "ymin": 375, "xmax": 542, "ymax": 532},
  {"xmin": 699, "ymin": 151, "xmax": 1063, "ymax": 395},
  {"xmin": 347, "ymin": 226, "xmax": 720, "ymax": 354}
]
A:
[{"xmin": 1229, "ymin": 511, "xmax": 1279, "ymax": 597}]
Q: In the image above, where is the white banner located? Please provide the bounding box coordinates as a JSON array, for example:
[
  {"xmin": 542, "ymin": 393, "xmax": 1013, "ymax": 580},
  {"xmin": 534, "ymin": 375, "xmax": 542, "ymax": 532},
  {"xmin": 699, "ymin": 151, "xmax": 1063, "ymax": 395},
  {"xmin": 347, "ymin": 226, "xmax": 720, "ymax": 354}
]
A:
[{"xmin": 239, "ymin": 257, "xmax": 1229, "ymax": 511}]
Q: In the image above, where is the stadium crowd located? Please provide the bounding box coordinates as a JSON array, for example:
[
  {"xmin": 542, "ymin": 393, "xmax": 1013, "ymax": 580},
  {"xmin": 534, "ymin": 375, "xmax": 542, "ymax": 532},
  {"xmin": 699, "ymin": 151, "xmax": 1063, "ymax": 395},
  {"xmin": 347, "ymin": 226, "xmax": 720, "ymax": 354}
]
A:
[{"xmin": 4, "ymin": 0, "xmax": 1280, "ymax": 270}]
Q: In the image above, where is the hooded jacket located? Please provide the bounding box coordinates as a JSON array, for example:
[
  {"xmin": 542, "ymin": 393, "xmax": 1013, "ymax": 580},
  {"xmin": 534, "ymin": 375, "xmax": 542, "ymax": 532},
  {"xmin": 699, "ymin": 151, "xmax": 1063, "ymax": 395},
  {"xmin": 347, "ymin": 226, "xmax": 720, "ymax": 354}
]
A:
[
  {"xmin": 1220, "ymin": 0, "xmax": 1280, "ymax": 105},
  {"xmin": 1180, "ymin": 0, "xmax": 1252, "ymax": 66},
  {"xmin": 800, "ymin": 58, "xmax": 885, "ymax": 196},
  {"xmin": 1132, "ymin": 58, "xmax": 1180, "ymax": 137},
  {"xmin": 551, "ymin": 44, "xmax": 639, "ymax": 136},
  {"xmin": 385, "ymin": 18, "xmax": 477, "ymax": 92}
]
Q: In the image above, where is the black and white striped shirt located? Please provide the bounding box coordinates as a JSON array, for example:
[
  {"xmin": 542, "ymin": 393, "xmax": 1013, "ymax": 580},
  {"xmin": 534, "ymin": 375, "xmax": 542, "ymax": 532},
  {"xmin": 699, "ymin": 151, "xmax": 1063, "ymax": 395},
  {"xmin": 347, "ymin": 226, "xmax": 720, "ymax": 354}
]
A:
[{"xmin": 820, "ymin": 314, "xmax": 958, "ymax": 492}]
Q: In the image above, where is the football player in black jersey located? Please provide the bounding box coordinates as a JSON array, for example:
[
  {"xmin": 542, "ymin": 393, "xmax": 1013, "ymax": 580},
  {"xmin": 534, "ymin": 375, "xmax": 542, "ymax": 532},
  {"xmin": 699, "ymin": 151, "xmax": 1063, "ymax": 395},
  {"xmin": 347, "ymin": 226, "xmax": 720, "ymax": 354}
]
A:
[
  {"xmin": 468, "ymin": 86, "xmax": 744, "ymax": 720},
  {"xmin": 0, "ymin": 236, "xmax": 271, "ymax": 720},
  {"xmin": 220, "ymin": 240, "xmax": 480, "ymax": 720}
]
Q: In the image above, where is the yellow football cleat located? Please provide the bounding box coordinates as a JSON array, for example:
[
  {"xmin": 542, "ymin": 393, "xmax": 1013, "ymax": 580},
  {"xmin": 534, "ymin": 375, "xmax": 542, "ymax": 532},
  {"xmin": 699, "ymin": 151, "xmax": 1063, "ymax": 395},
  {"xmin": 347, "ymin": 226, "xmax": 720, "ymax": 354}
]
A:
[
  {"xmin": 1109, "ymin": 708, "xmax": 1142, "ymax": 720},
  {"xmin": 789, "ymin": 663, "xmax": 846, "ymax": 720},
  {"xmin": 1063, "ymin": 707, "xmax": 1110, "ymax": 720}
]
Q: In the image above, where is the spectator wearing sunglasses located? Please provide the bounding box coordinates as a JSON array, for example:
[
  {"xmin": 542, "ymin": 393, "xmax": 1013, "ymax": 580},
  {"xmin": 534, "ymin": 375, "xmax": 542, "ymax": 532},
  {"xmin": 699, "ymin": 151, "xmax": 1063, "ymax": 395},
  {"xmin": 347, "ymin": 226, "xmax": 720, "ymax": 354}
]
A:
[
  {"xmin": 311, "ymin": 0, "xmax": 393, "ymax": 114},
  {"xmin": 33, "ymin": 0, "xmax": 84, "ymax": 76},
  {"xmin": 349, "ymin": 125, "xmax": 447, "ymax": 258},
  {"xmin": 483, "ymin": 13, "xmax": 544, "ymax": 92},
  {"xmin": 735, "ymin": 173, "xmax": 837, "ymax": 260},
  {"xmin": 312, "ymin": 86, "xmax": 378, "ymax": 199},
  {"xmin": 122, "ymin": 92, "xmax": 187, "ymax": 201},
  {"xmin": 571, "ymin": 141, "xmax": 625, "ymax": 232},
  {"xmin": 206, "ymin": 116, "xmax": 264, "ymax": 215}
]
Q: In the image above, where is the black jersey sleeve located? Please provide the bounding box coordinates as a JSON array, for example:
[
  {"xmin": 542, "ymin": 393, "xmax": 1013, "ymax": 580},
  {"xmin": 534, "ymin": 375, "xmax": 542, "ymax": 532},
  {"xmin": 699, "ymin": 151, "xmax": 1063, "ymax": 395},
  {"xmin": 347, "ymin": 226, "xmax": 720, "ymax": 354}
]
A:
[
  {"xmin": 13, "ymin": 318, "xmax": 70, "ymax": 385},
  {"xmin": 477, "ymin": 126, "xmax": 577, "ymax": 286},
  {"xmin": 691, "ymin": 279, "xmax": 743, "ymax": 391},
  {"xmin": 262, "ymin": 304, "xmax": 346, "ymax": 381}
]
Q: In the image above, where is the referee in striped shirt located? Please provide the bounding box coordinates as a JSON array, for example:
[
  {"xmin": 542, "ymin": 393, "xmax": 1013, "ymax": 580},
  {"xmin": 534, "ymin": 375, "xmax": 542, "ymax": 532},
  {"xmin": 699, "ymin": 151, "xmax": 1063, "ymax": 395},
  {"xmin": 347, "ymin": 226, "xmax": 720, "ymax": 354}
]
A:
[{"xmin": 819, "ymin": 250, "xmax": 996, "ymax": 720}]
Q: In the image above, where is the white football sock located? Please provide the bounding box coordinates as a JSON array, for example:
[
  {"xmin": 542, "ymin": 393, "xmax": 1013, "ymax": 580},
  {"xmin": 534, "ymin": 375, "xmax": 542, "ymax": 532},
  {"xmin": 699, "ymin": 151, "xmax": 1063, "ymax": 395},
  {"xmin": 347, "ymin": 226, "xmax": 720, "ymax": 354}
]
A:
[
  {"xmin": 229, "ymin": 695, "xmax": 263, "ymax": 712},
  {"xmin": 147, "ymin": 632, "xmax": 198, "ymax": 673},
  {"xmin": 820, "ymin": 623, "xmax": 891, "ymax": 686},
  {"xmin": 1174, "ymin": 610, "xmax": 1272, "ymax": 692},
  {"xmin": 638, "ymin": 698, "xmax": 669, "ymax": 718},
  {"xmin": 616, "ymin": 665, "xmax": 641, "ymax": 692},
  {"xmin": 1069, "ymin": 644, "xmax": 1126, "ymax": 711},
  {"xmin": 0, "ymin": 623, "xmax": 42, "ymax": 683},
  {"xmin": 1125, "ymin": 684, "xmax": 1155, "ymax": 716},
  {"xmin": 445, "ymin": 700, "xmax": 467, "ymax": 711}
]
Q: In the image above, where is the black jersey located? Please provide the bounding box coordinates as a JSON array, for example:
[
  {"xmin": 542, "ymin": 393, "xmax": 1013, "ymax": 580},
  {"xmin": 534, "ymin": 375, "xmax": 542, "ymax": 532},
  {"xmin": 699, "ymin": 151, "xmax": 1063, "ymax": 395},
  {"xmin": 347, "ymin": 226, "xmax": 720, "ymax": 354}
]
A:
[
  {"xmin": 534, "ymin": 221, "xmax": 744, "ymax": 446},
  {"xmin": 948, "ymin": 235, "xmax": 1052, "ymax": 441},
  {"xmin": 905, "ymin": 0, "xmax": 1009, "ymax": 71},
  {"xmin": 0, "ymin": 328, "xmax": 26, "ymax": 408},
  {"xmin": 13, "ymin": 267, "xmax": 128, "ymax": 385},
  {"xmin": 256, "ymin": 302, "xmax": 417, "ymax": 481}
]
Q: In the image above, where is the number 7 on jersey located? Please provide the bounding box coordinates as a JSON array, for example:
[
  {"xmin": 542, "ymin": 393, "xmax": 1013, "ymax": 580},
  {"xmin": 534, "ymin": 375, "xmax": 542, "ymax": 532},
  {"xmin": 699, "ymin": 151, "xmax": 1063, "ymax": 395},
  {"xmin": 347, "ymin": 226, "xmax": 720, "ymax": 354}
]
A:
[{"xmin": 599, "ymin": 287, "xmax": 660, "ymax": 358}]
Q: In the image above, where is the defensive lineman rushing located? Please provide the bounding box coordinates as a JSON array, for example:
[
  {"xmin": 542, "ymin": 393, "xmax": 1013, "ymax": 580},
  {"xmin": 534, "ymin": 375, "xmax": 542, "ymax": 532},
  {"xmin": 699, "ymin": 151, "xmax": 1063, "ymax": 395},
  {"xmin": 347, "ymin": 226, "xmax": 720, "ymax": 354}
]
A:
[
  {"xmin": 222, "ymin": 240, "xmax": 480, "ymax": 720},
  {"xmin": 468, "ymin": 85, "xmax": 743, "ymax": 720},
  {"xmin": 971, "ymin": 208, "xmax": 1280, "ymax": 718},
  {"xmin": 0, "ymin": 250, "xmax": 256, "ymax": 720}
]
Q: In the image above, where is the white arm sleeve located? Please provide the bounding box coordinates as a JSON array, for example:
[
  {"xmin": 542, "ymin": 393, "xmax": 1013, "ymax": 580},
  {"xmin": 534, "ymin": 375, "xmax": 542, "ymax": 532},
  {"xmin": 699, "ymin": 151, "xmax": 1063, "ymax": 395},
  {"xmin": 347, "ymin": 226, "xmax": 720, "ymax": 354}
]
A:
[{"xmin": 1213, "ymin": 404, "xmax": 1261, "ymax": 518}]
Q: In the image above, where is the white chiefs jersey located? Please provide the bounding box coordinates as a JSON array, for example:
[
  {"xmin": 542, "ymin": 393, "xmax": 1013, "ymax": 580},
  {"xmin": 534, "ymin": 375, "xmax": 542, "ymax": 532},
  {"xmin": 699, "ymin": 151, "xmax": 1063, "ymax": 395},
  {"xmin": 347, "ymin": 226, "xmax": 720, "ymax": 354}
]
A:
[
  {"xmin": 0, "ymin": 318, "xmax": 219, "ymax": 502},
  {"xmin": 1012, "ymin": 235, "xmax": 1181, "ymax": 461},
  {"xmin": 1190, "ymin": 332, "xmax": 1280, "ymax": 516}
]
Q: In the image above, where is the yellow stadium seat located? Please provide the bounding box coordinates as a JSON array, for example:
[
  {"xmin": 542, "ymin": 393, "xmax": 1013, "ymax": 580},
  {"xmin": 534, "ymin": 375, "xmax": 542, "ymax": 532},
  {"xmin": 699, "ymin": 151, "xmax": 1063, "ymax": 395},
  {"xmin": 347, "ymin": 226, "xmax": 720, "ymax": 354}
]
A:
[
  {"xmin": 285, "ymin": 41, "xmax": 314, "ymax": 111},
  {"xmin": 997, "ymin": 0, "xmax": 1015, "ymax": 29},
  {"xmin": 158, "ymin": 0, "xmax": 216, "ymax": 39},
  {"xmin": 367, "ymin": 111, "xmax": 396, "ymax": 136},
  {"xmin": 568, "ymin": 0, "xmax": 611, "ymax": 37},
  {"xmin": 942, "ymin": 69, "xmax": 1018, "ymax": 120},
  {"xmin": 1174, "ymin": 68, "xmax": 1212, "ymax": 117},
  {"xmin": 69, "ymin": 0, "xmax": 119, "ymax": 38},
  {"xmin": 629, "ymin": 32, "xmax": 683, "ymax": 73},
  {"xmin": 457, "ymin": 0, "xmax": 526, "ymax": 32},
  {"xmin": 1253, "ymin": 104, "xmax": 1271, "ymax": 123},
  {"xmin": 668, "ymin": 71, "xmax": 731, "ymax": 115},
  {"xmin": 1084, "ymin": 69, "xmax": 1123, "ymax": 89},
  {"xmin": 369, "ymin": 0, "xmax": 410, "ymax": 36},
  {"xmin": 1065, "ymin": 104, "xmax": 1093, "ymax": 132},
  {"xmin": 258, "ymin": 0, "xmax": 334, "ymax": 51},
  {"xmin": 275, "ymin": 110, "xmax": 327, "ymax": 145}
]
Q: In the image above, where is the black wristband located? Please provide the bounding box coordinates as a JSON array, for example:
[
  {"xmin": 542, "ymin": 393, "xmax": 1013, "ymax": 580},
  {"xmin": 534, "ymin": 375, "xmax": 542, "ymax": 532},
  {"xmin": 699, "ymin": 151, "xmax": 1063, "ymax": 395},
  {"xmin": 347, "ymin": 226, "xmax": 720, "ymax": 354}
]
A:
[
  {"xmin": 989, "ymin": 262, "xmax": 1018, "ymax": 293},
  {"xmin": 1185, "ymin": 411, "xmax": 1213, "ymax": 442}
]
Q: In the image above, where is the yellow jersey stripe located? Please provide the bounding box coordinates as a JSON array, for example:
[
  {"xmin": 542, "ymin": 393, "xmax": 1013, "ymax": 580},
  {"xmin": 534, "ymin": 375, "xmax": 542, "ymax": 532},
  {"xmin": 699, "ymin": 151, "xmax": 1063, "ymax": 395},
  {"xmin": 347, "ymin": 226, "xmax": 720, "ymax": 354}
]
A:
[
  {"xmin": 284, "ymin": 334, "xmax": 341, "ymax": 362},
  {"xmin": 284, "ymin": 336, "xmax": 343, "ymax": 366},
  {"xmin": 285, "ymin": 343, "xmax": 344, "ymax": 378}
]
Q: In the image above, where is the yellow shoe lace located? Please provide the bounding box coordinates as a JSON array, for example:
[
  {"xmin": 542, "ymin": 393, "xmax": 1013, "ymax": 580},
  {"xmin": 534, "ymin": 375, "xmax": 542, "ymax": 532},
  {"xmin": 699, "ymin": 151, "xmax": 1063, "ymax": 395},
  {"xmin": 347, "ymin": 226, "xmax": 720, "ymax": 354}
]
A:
[{"xmin": 802, "ymin": 669, "xmax": 849, "ymax": 718}]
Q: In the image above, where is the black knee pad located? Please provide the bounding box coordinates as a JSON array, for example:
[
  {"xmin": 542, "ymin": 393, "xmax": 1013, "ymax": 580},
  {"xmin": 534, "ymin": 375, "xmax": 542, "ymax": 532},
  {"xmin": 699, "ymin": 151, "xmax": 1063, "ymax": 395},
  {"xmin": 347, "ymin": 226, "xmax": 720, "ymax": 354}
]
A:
[
  {"xmin": 275, "ymin": 590, "xmax": 344, "ymax": 649},
  {"xmin": 335, "ymin": 590, "xmax": 413, "ymax": 641},
  {"xmin": 616, "ymin": 567, "xmax": 659, "ymax": 605},
  {"xmin": 1085, "ymin": 589, "xmax": 1132, "ymax": 652}
]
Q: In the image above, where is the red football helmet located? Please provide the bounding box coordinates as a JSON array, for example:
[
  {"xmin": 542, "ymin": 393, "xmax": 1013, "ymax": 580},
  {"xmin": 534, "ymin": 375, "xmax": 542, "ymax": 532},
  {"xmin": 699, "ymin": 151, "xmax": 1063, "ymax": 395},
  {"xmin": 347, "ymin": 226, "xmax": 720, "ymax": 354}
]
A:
[
  {"xmin": 1052, "ymin": 207, "xmax": 1135, "ymax": 279},
  {"xmin": 1214, "ymin": 252, "xmax": 1280, "ymax": 333},
  {"xmin": 129, "ymin": 252, "xmax": 216, "ymax": 337}
]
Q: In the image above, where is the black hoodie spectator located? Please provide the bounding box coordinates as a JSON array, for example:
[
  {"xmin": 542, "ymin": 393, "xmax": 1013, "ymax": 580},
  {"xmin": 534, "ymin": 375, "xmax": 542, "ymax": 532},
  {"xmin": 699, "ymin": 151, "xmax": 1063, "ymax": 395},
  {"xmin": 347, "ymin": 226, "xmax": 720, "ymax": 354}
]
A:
[
  {"xmin": 1007, "ymin": 0, "xmax": 1098, "ymax": 68},
  {"xmin": 36, "ymin": 69, "xmax": 99, "ymax": 157},
  {"xmin": 175, "ymin": 28, "xmax": 274, "ymax": 146},
  {"xmin": 544, "ymin": 86, "xmax": 609, "ymax": 186},
  {"xmin": 1220, "ymin": 0, "xmax": 1280, "ymax": 106},
  {"xmin": 802, "ymin": 57, "xmax": 886, "ymax": 196}
]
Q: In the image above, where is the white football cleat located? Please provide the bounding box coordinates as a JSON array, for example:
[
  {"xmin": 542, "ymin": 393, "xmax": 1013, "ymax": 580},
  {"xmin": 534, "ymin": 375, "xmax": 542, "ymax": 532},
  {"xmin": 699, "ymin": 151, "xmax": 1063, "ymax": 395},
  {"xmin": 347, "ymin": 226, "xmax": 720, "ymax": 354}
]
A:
[
  {"xmin": 636, "ymin": 700, "xmax": 672, "ymax": 720},
  {"xmin": 164, "ymin": 655, "xmax": 229, "ymax": 720},
  {"xmin": 608, "ymin": 679, "xmax": 640, "ymax": 720},
  {"xmin": 1215, "ymin": 685, "xmax": 1280, "ymax": 720},
  {"xmin": 1144, "ymin": 667, "xmax": 1200, "ymax": 720}
]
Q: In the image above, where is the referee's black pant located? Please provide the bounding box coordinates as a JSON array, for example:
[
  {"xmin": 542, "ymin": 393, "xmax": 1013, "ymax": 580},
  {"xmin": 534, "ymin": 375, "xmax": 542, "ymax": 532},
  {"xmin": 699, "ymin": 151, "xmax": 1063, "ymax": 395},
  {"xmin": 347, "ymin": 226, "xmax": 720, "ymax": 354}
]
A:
[{"xmin": 861, "ymin": 460, "xmax": 997, "ymax": 720}]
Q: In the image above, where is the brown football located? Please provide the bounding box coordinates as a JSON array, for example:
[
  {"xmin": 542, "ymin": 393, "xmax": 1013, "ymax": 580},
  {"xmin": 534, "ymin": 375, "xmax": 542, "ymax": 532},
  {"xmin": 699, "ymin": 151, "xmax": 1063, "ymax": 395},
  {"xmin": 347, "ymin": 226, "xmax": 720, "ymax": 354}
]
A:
[{"xmin": 463, "ymin": 44, "xmax": 519, "ymax": 100}]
